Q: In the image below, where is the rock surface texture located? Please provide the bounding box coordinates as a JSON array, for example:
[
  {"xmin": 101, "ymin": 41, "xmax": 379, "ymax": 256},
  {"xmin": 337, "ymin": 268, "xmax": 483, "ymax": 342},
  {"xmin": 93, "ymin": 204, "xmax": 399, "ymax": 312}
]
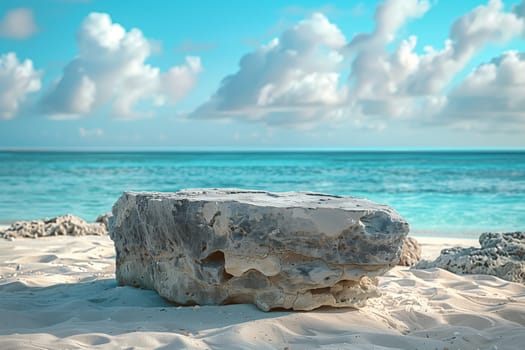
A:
[
  {"xmin": 416, "ymin": 232, "xmax": 525, "ymax": 283},
  {"xmin": 1, "ymin": 214, "xmax": 107, "ymax": 239},
  {"xmin": 398, "ymin": 237, "xmax": 422, "ymax": 266},
  {"xmin": 110, "ymin": 189, "xmax": 409, "ymax": 311}
]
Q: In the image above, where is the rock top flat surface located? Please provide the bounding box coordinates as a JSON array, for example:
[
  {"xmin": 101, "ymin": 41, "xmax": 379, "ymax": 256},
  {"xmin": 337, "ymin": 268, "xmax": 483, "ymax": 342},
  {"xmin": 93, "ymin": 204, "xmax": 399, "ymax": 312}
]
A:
[
  {"xmin": 416, "ymin": 232, "xmax": 525, "ymax": 283},
  {"xmin": 143, "ymin": 189, "xmax": 394, "ymax": 210},
  {"xmin": 110, "ymin": 189, "xmax": 409, "ymax": 311}
]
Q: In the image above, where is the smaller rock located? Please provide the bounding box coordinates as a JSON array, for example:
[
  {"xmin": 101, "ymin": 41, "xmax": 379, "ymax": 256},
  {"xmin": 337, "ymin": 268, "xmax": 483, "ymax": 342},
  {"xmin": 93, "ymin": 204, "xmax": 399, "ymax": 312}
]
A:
[
  {"xmin": 96, "ymin": 212, "xmax": 113, "ymax": 230},
  {"xmin": 398, "ymin": 237, "xmax": 422, "ymax": 266},
  {"xmin": 415, "ymin": 232, "xmax": 525, "ymax": 284},
  {"xmin": 1, "ymin": 214, "xmax": 107, "ymax": 239}
]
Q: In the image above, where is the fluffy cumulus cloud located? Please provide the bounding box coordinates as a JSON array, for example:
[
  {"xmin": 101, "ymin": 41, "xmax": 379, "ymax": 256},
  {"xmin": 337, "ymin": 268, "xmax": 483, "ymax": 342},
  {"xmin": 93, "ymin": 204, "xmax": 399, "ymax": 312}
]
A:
[
  {"xmin": 0, "ymin": 52, "xmax": 42, "ymax": 119},
  {"xmin": 405, "ymin": 0, "xmax": 524, "ymax": 95},
  {"xmin": 192, "ymin": 13, "xmax": 348, "ymax": 126},
  {"xmin": 346, "ymin": 0, "xmax": 525, "ymax": 120},
  {"xmin": 41, "ymin": 12, "xmax": 201, "ymax": 119},
  {"xmin": 443, "ymin": 51, "xmax": 525, "ymax": 130},
  {"xmin": 193, "ymin": 0, "xmax": 525, "ymax": 130},
  {"xmin": 0, "ymin": 8, "xmax": 38, "ymax": 39},
  {"xmin": 345, "ymin": 0, "xmax": 430, "ymax": 118}
]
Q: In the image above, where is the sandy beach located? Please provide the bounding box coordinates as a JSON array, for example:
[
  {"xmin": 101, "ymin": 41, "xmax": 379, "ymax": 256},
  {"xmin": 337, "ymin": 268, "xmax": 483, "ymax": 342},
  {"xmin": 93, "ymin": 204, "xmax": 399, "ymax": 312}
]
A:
[{"xmin": 1, "ymin": 232, "xmax": 523, "ymax": 350}]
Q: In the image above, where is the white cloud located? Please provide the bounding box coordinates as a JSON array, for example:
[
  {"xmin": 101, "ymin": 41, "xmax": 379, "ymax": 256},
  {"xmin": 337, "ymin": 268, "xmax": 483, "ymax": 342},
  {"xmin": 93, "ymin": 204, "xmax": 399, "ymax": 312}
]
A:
[
  {"xmin": 442, "ymin": 50, "xmax": 525, "ymax": 130},
  {"xmin": 345, "ymin": 0, "xmax": 430, "ymax": 119},
  {"xmin": 346, "ymin": 0, "xmax": 525, "ymax": 120},
  {"xmin": 404, "ymin": 0, "xmax": 524, "ymax": 95},
  {"xmin": 0, "ymin": 52, "xmax": 42, "ymax": 119},
  {"xmin": 0, "ymin": 8, "xmax": 38, "ymax": 39},
  {"xmin": 348, "ymin": 0, "xmax": 429, "ymax": 49},
  {"xmin": 350, "ymin": 0, "xmax": 525, "ymax": 98},
  {"xmin": 41, "ymin": 12, "xmax": 202, "ymax": 119},
  {"xmin": 191, "ymin": 13, "xmax": 348, "ymax": 127}
]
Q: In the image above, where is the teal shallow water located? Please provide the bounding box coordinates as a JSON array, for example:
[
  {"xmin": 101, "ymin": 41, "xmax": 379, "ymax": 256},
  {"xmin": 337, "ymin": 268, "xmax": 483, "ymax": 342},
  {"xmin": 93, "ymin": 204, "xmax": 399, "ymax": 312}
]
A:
[{"xmin": 0, "ymin": 151, "xmax": 524, "ymax": 237}]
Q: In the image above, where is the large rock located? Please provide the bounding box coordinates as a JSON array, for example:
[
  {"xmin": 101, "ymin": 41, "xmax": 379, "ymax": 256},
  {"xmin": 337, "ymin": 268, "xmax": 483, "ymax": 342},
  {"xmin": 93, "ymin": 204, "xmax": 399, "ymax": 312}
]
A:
[
  {"xmin": 1, "ymin": 214, "xmax": 107, "ymax": 239},
  {"xmin": 110, "ymin": 189, "xmax": 409, "ymax": 311},
  {"xmin": 415, "ymin": 232, "xmax": 525, "ymax": 283}
]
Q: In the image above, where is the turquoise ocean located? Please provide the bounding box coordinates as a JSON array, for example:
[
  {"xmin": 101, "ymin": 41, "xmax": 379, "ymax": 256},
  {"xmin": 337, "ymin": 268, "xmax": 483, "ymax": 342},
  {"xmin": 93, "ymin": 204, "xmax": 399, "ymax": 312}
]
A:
[{"xmin": 0, "ymin": 151, "xmax": 524, "ymax": 237}]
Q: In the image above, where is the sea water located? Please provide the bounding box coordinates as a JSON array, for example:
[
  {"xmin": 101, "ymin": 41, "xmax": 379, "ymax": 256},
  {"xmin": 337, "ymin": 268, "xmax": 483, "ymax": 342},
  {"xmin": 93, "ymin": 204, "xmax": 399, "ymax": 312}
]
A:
[{"xmin": 0, "ymin": 151, "xmax": 524, "ymax": 237}]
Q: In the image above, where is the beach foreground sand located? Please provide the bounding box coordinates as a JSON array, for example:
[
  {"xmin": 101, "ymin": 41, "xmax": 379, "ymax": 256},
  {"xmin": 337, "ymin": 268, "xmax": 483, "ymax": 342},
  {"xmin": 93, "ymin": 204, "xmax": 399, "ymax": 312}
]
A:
[{"xmin": 1, "ymin": 233, "xmax": 524, "ymax": 350}]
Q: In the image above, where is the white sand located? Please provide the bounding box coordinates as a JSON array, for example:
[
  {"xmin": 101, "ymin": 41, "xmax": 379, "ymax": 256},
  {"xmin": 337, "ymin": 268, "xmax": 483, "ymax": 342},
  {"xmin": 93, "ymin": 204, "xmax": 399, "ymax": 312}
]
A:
[{"xmin": 1, "ymin": 234, "xmax": 524, "ymax": 350}]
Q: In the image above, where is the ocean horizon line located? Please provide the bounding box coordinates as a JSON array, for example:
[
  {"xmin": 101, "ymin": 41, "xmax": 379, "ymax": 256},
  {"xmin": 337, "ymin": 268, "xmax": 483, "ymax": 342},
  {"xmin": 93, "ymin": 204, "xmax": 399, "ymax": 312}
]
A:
[{"xmin": 1, "ymin": 147, "xmax": 525, "ymax": 153}]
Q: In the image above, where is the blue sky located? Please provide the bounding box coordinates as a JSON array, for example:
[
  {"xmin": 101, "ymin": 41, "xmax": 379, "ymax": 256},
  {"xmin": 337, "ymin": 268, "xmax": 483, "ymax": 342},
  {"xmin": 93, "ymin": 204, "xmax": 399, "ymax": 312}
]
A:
[{"xmin": 1, "ymin": 0, "xmax": 525, "ymax": 149}]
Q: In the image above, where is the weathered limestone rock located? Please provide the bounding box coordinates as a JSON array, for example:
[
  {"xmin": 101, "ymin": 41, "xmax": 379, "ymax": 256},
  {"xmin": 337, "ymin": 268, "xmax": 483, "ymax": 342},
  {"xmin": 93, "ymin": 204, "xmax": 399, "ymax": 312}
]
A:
[
  {"xmin": 1, "ymin": 214, "xmax": 107, "ymax": 239},
  {"xmin": 415, "ymin": 232, "xmax": 525, "ymax": 283},
  {"xmin": 398, "ymin": 237, "xmax": 422, "ymax": 266},
  {"xmin": 110, "ymin": 189, "xmax": 409, "ymax": 311}
]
